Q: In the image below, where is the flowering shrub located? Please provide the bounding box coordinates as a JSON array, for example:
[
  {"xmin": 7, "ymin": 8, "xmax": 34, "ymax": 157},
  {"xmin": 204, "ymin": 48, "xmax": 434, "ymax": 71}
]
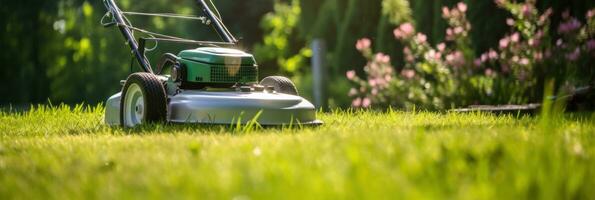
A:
[
  {"xmin": 478, "ymin": 0, "xmax": 595, "ymax": 103},
  {"xmin": 348, "ymin": 38, "xmax": 394, "ymax": 108},
  {"xmin": 347, "ymin": 1, "xmax": 595, "ymax": 110}
]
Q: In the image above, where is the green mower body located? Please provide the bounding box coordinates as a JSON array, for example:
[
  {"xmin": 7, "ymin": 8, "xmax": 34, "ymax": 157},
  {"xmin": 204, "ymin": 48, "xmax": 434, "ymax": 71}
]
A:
[{"xmin": 177, "ymin": 47, "xmax": 258, "ymax": 87}]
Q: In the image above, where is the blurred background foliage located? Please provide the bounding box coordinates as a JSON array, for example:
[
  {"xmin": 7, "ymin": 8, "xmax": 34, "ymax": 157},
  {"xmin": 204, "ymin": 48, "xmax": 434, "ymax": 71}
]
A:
[
  {"xmin": 1, "ymin": 0, "xmax": 273, "ymax": 105},
  {"xmin": 1, "ymin": 0, "xmax": 593, "ymax": 108}
]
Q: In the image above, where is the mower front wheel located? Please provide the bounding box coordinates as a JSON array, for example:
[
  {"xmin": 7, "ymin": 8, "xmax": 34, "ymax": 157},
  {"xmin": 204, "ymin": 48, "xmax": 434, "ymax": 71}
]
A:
[
  {"xmin": 120, "ymin": 72, "xmax": 167, "ymax": 127},
  {"xmin": 260, "ymin": 76, "xmax": 299, "ymax": 95}
]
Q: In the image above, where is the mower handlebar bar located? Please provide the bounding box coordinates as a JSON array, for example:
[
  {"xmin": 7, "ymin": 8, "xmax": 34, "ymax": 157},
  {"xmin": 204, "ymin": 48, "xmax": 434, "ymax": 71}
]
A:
[
  {"xmin": 196, "ymin": 0, "xmax": 237, "ymax": 43},
  {"xmin": 102, "ymin": 0, "xmax": 238, "ymax": 74},
  {"xmin": 103, "ymin": 0, "xmax": 153, "ymax": 73}
]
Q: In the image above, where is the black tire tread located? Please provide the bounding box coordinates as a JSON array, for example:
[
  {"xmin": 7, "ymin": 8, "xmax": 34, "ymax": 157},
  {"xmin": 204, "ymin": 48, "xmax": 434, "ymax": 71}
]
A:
[
  {"xmin": 260, "ymin": 76, "xmax": 299, "ymax": 95},
  {"xmin": 120, "ymin": 72, "xmax": 167, "ymax": 126}
]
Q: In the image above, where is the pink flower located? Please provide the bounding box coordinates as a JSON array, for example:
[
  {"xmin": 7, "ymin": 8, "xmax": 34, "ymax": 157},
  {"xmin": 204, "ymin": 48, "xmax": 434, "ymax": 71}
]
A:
[
  {"xmin": 369, "ymin": 79, "xmax": 377, "ymax": 87},
  {"xmin": 528, "ymin": 38, "xmax": 535, "ymax": 46},
  {"xmin": 400, "ymin": 23, "xmax": 415, "ymax": 35},
  {"xmin": 415, "ymin": 33, "xmax": 427, "ymax": 43},
  {"xmin": 437, "ymin": 43, "xmax": 446, "ymax": 52},
  {"xmin": 386, "ymin": 66, "xmax": 393, "ymax": 74},
  {"xmin": 384, "ymin": 74, "xmax": 392, "ymax": 82},
  {"xmin": 499, "ymin": 37, "xmax": 509, "ymax": 49},
  {"xmin": 375, "ymin": 78, "xmax": 386, "ymax": 87},
  {"xmin": 442, "ymin": 7, "xmax": 450, "ymax": 17},
  {"xmin": 474, "ymin": 59, "xmax": 482, "ymax": 67},
  {"xmin": 369, "ymin": 63, "xmax": 378, "ymax": 70},
  {"xmin": 401, "ymin": 69, "xmax": 416, "ymax": 79},
  {"xmin": 393, "ymin": 29, "xmax": 403, "ymax": 39},
  {"xmin": 352, "ymin": 98, "xmax": 362, "ymax": 107},
  {"xmin": 375, "ymin": 53, "xmax": 390, "ymax": 63},
  {"xmin": 519, "ymin": 58, "xmax": 530, "ymax": 66},
  {"xmin": 362, "ymin": 98, "xmax": 371, "ymax": 108},
  {"xmin": 454, "ymin": 52, "xmax": 465, "ymax": 67},
  {"xmin": 346, "ymin": 70, "xmax": 356, "ymax": 80},
  {"xmin": 446, "ymin": 54, "xmax": 454, "ymax": 62},
  {"xmin": 446, "ymin": 51, "xmax": 465, "ymax": 68},
  {"xmin": 521, "ymin": 4, "xmax": 533, "ymax": 17},
  {"xmin": 355, "ymin": 38, "xmax": 371, "ymax": 51},
  {"xmin": 510, "ymin": 32, "xmax": 520, "ymax": 43},
  {"xmin": 481, "ymin": 53, "xmax": 488, "ymax": 62},
  {"xmin": 428, "ymin": 50, "xmax": 439, "ymax": 60},
  {"xmin": 488, "ymin": 49, "xmax": 498, "ymax": 60},
  {"xmin": 406, "ymin": 55, "xmax": 414, "ymax": 62},
  {"xmin": 434, "ymin": 52, "xmax": 442, "ymax": 60},
  {"xmin": 512, "ymin": 56, "xmax": 519, "ymax": 63},
  {"xmin": 506, "ymin": 18, "xmax": 515, "ymax": 26},
  {"xmin": 394, "ymin": 23, "xmax": 415, "ymax": 39},
  {"xmin": 371, "ymin": 88, "xmax": 378, "ymax": 96},
  {"xmin": 457, "ymin": 2, "xmax": 468, "ymax": 13},
  {"xmin": 588, "ymin": 10, "xmax": 594, "ymax": 18},
  {"xmin": 446, "ymin": 28, "xmax": 454, "ymax": 40},
  {"xmin": 454, "ymin": 27, "xmax": 464, "ymax": 34},
  {"xmin": 403, "ymin": 47, "xmax": 411, "ymax": 55},
  {"xmin": 556, "ymin": 39, "xmax": 564, "ymax": 47},
  {"xmin": 485, "ymin": 68, "xmax": 494, "ymax": 77}
]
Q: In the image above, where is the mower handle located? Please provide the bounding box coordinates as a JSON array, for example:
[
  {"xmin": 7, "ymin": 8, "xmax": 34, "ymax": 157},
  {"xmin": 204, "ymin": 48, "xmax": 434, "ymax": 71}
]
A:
[
  {"xmin": 196, "ymin": 0, "xmax": 237, "ymax": 43},
  {"xmin": 103, "ymin": 0, "xmax": 153, "ymax": 73},
  {"xmin": 103, "ymin": 0, "xmax": 238, "ymax": 74}
]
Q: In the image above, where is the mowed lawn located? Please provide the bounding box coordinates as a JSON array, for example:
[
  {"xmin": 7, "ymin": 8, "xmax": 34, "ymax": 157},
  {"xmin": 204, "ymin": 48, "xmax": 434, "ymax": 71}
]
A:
[{"xmin": 1, "ymin": 105, "xmax": 594, "ymax": 199}]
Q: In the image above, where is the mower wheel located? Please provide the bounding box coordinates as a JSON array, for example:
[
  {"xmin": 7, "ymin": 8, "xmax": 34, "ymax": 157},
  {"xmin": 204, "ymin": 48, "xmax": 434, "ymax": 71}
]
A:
[
  {"xmin": 260, "ymin": 76, "xmax": 299, "ymax": 95},
  {"xmin": 120, "ymin": 72, "xmax": 167, "ymax": 127}
]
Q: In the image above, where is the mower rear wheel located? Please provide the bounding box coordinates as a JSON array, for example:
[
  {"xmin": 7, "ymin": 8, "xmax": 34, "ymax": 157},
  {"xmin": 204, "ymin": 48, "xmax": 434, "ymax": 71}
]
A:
[
  {"xmin": 260, "ymin": 76, "xmax": 299, "ymax": 95},
  {"xmin": 120, "ymin": 72, "xmax": 167, "ymax": 127}
]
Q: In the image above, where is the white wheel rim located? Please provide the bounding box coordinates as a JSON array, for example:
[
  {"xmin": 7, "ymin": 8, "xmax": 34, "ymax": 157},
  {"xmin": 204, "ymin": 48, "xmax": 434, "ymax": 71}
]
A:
[{"xmin": 123, "ymin": 83, "xmax": 144, "ymax": 127}]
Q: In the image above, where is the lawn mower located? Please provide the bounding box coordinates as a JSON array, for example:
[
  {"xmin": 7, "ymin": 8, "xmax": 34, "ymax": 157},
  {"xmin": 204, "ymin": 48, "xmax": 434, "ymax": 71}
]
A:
[{"xmin": 101, "ymin": 0, "xmax": 322, "ymax": 127}]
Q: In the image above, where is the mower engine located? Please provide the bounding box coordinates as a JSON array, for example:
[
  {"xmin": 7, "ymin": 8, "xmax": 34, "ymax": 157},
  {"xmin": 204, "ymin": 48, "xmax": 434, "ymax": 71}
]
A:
[{"xmin": 174, "ymin": 47, "xmax": 259, "ymax": 89}]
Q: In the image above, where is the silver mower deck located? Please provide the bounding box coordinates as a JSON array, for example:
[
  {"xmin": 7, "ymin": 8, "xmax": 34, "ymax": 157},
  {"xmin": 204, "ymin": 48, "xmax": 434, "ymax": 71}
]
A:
[{"xmin": 105, "ymin": 90, "xmax": 322, "ymax": 126}]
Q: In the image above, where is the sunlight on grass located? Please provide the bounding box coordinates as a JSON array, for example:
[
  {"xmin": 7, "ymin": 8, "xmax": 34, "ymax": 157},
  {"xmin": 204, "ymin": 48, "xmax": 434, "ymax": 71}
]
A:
[{"xmin": 1, "ymin": 105, "xmax": 594, "ymax": 199}]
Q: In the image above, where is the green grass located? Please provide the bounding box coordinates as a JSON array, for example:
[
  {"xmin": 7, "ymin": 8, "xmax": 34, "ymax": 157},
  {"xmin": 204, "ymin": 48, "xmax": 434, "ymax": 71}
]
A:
[{"xmin": 1, "ymin": 105, "xmax": 594, "ymax": 199}]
